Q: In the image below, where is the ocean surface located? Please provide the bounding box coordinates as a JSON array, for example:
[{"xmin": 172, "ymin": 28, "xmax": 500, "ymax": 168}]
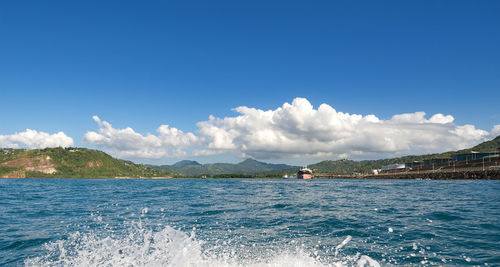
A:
[{"xmin": 0, "ymin": 179, "xmax": 499, "ymax": 266}]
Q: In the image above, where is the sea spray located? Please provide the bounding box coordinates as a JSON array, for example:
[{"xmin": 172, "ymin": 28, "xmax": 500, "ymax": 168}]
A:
[
  {"xmin": 5, "ymin": 178, "xmax": 495, "ymax": 266},
  {"xmin": 25, "ymin": 220, "xmax": 378, "ymax": 267},
  {"xmin": 334, "ymin": 235, "xmax": 352, "ymax": 257},
  {"xmin": 357, "ymin": 255, "xmax": 381, "ymax": 267}
]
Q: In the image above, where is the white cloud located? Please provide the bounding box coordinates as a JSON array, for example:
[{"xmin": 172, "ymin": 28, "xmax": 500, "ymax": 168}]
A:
[
  {"xmin": 489, "ymin": 125, "xmax": 500, "ymax": 139},
  {"xmin": 196, "ymin": 97, "xmax": 497, "ymax": 160},
  {"xmin": 81, "ymin": 98, "xmax": 499, "ymax": 161},
  {"xmin": 0, "ymin": 129, "xmax": 74, "ymax": 149},
  {"xmin": 83, "ymin": 116, "xmax": 200, "ymax": 159}
]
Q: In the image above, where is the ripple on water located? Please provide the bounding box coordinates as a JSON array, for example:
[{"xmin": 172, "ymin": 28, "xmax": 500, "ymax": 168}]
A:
[
  {"xmin": 427, "ymin": 211, "xmax": 465, "ymax": 222},
  {"xmin": 0, "ymin": 178, "xmax": 498, "ymax": 266}
]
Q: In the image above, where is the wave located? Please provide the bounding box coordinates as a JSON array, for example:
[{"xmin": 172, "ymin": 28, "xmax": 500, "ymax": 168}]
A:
[{"xmin": 25, "ymin": 221, "xmax": 380, "ymax": 267}]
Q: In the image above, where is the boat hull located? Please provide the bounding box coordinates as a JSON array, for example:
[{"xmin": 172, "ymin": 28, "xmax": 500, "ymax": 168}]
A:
[{"xmin": 297, "ymin": 173, "xmax": 313, "ymax": 179}]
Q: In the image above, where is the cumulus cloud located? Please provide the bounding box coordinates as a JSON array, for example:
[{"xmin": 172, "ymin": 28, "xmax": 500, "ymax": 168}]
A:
[
  {"xmin": 489, "ymin": 125, "xmax": 500, "ymax": 138},
  {"xmin": 196, "ymin": 98, "xmax": 497, "ymax": 160},
  {"xmin": 0, "ymin": 129, "xmax": 74, "ymax": 149},
  {"xmin": 83, "ymin": 116, "xmax": 200, "ymax": 158},
  {"xmin": 82, "ymin": 98, "xmax": 499, "ymax": 161}
]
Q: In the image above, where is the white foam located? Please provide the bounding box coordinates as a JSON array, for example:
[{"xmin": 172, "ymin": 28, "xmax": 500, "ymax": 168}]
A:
[
  {"xmin": 357, "ymin": 255, "xmax": 381, "ymax": 267},
  {"xmin": 334, "ymin": 235, "xmax": 352, "ymax": 257},
  {"xmin": 25, "ymin": 222, "xmax": 379, "ymax": 267}
]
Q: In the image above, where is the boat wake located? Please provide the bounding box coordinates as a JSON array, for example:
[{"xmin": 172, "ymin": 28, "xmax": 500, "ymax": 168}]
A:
[{"xmin": 25, "ymin": 220, "xmax": 380, "ymax": 267}]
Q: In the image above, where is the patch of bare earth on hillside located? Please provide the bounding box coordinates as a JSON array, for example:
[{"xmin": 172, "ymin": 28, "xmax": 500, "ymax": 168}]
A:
[
  {"xmin": 1, "ymin": 156, "xmax": 57, "ymax": 178},
  {"xmin": 87, "ymin": 161, "xmax": 103, "ymax": 168}
]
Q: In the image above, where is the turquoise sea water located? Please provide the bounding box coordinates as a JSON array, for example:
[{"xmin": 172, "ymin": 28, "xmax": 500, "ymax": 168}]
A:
[{"xmin": 0, "ymin": 178, "xmax": 499, "ymax": 266}]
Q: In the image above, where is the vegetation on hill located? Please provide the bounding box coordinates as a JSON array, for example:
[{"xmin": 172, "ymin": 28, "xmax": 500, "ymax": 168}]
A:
[
  {"xmin": 172, "ymin": 160, "xmax": 202, "ymax": 167},
  {"xmin": 0, "ymin": 147, "xmax": 170, "ymax": 178},
  {"xmin": 154, "ymin": 158, "xmax": 295, "ymax": 176},
  {"xmin": 468, "ymin": 135, "xmax": 500, "ymax": 152}
]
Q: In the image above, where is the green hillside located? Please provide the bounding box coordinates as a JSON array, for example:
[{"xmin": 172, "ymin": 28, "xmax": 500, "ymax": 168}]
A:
[
  {"xmin": 172, "ymin": 160, "xmax": 202, "ymax": 167},
  {"xmin": 155, "ymin": 158, "xmax": 295, "ymax": 176},
  {"xmin": 0, "ymin": 147, "xmax": 170, "ymax": 178},
  {"xmin": 469, "ymin": 135, "xmax": 500, "ymax": 152}
]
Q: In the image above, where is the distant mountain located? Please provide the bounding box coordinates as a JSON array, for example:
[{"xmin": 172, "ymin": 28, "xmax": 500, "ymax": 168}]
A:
[
  {"xmin": 172, "ymin": 160, "xmax": 201, "ymax": 167},
  {"xmin": 155, "ymin": 158, "xmax": 296, "ymax": 176},
  {"xmin": 0, "ymin": 147, "xmax": 170, "ymax": 178},
  {"xmin": 238, "ymin": 158, "xmax": 291, "ymax": 170}
]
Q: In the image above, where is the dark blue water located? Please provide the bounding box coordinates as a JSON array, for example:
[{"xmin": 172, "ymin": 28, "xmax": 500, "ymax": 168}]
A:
[{"xmin": 1, "ymin": 179, "xmax": 499, "ymax": 266}]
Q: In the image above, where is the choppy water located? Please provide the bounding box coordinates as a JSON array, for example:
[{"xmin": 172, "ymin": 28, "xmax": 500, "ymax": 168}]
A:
[{"xmin": 0, "ymin": 178, "xmax": 499, "ymax": 266}]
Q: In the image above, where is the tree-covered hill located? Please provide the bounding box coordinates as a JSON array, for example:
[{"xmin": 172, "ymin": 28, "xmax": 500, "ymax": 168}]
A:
[
  {"xmin": 154, "ymin": 158, "xmax": 296, "ymax": 176},
  {"xmin": 0, "ymin": 147, "xmax": 170, "ymax": 178},
  {"xmin": 469, "ymin": 135, "xmax": 500, "ymax": 152},
  {"xmin": 172, "ymin": 160, "xmax": 202, "ymax": 167}
]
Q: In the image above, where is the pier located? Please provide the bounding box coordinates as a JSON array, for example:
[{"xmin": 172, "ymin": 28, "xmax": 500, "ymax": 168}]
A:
[{"xmin": 315, "ymin": 156, "xmax": 500, "ymax": 180}]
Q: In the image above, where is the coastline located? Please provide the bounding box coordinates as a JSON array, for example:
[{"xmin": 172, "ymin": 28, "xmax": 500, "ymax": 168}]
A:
[
  {"xmin": 2, "ymin": 173, "xmax": 499, "ymax": 180},
  {"xmin": 362, "ymin": 169, "xmax": 500, "ymax": 180}
]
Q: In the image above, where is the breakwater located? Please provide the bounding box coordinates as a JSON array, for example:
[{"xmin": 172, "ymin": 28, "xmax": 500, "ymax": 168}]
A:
[
  {"xmin": 363, "ymin": 169, "xmax": 500, "ymax": 180},
  {"xmin": 314, "ymin": 168, "xmax": 500, "ymax": 180}
]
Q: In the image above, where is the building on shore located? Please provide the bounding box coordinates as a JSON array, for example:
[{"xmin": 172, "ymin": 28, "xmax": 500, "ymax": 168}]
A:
[
  {"xmin": 452, "ymin": 152, "xmax": 499, "ymax": 162},
  {"xmin": 380, "ymin": 164, "xmax": 406, "ymax": 173},
  {"xmin": 423, "ymin": 158, "xmax": 451, "ymax": 166}
]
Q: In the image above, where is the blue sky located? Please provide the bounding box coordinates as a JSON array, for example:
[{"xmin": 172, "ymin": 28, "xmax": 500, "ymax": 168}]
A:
[{"xmin": 1, "ymin": 1, "xmax": 499, "ymax": 164}]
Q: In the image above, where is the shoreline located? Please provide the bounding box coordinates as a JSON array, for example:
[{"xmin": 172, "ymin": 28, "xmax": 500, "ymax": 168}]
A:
[
  {"xmin": 1, "ymin": 174, "xmax": 499, "ymax": 180},
  {"xmin": 362, "ymin": 169, "xmax": 500, "ymax": 180}
]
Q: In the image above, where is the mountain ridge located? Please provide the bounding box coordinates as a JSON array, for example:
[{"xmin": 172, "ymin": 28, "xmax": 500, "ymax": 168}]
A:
[
  {"xmin": 172, "ymin": 160, "xmax": 201, "ymax": 167},
  {"xmin": 153, "ymin": 158, "xmax": 296, "ymax": 176}
]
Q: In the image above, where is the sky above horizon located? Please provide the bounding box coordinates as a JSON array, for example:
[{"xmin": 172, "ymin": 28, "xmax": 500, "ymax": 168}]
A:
[{"xmin": 1, "ymin": 0, "xmax": 499, "ymax": 165}]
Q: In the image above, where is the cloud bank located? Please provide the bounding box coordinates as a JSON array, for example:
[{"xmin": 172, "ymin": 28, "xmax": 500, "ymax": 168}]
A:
[
  {"xmin": 82, "ymin": 98, "xmax": 499, "ymax": 161},
  {"xmin": 3, "ymin": 98, "xmax": 496, "ymax": 161},
  {"xmin": 197, "ymin": 98, "xmax": 496, "ymax": 159},
  {"xmin": 83, "ymin": 116, "xmax": 199, "ymax": 158},
  {"xmin": 0, "ymin": 129, "xmax": 74, "ymax": 149}
]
